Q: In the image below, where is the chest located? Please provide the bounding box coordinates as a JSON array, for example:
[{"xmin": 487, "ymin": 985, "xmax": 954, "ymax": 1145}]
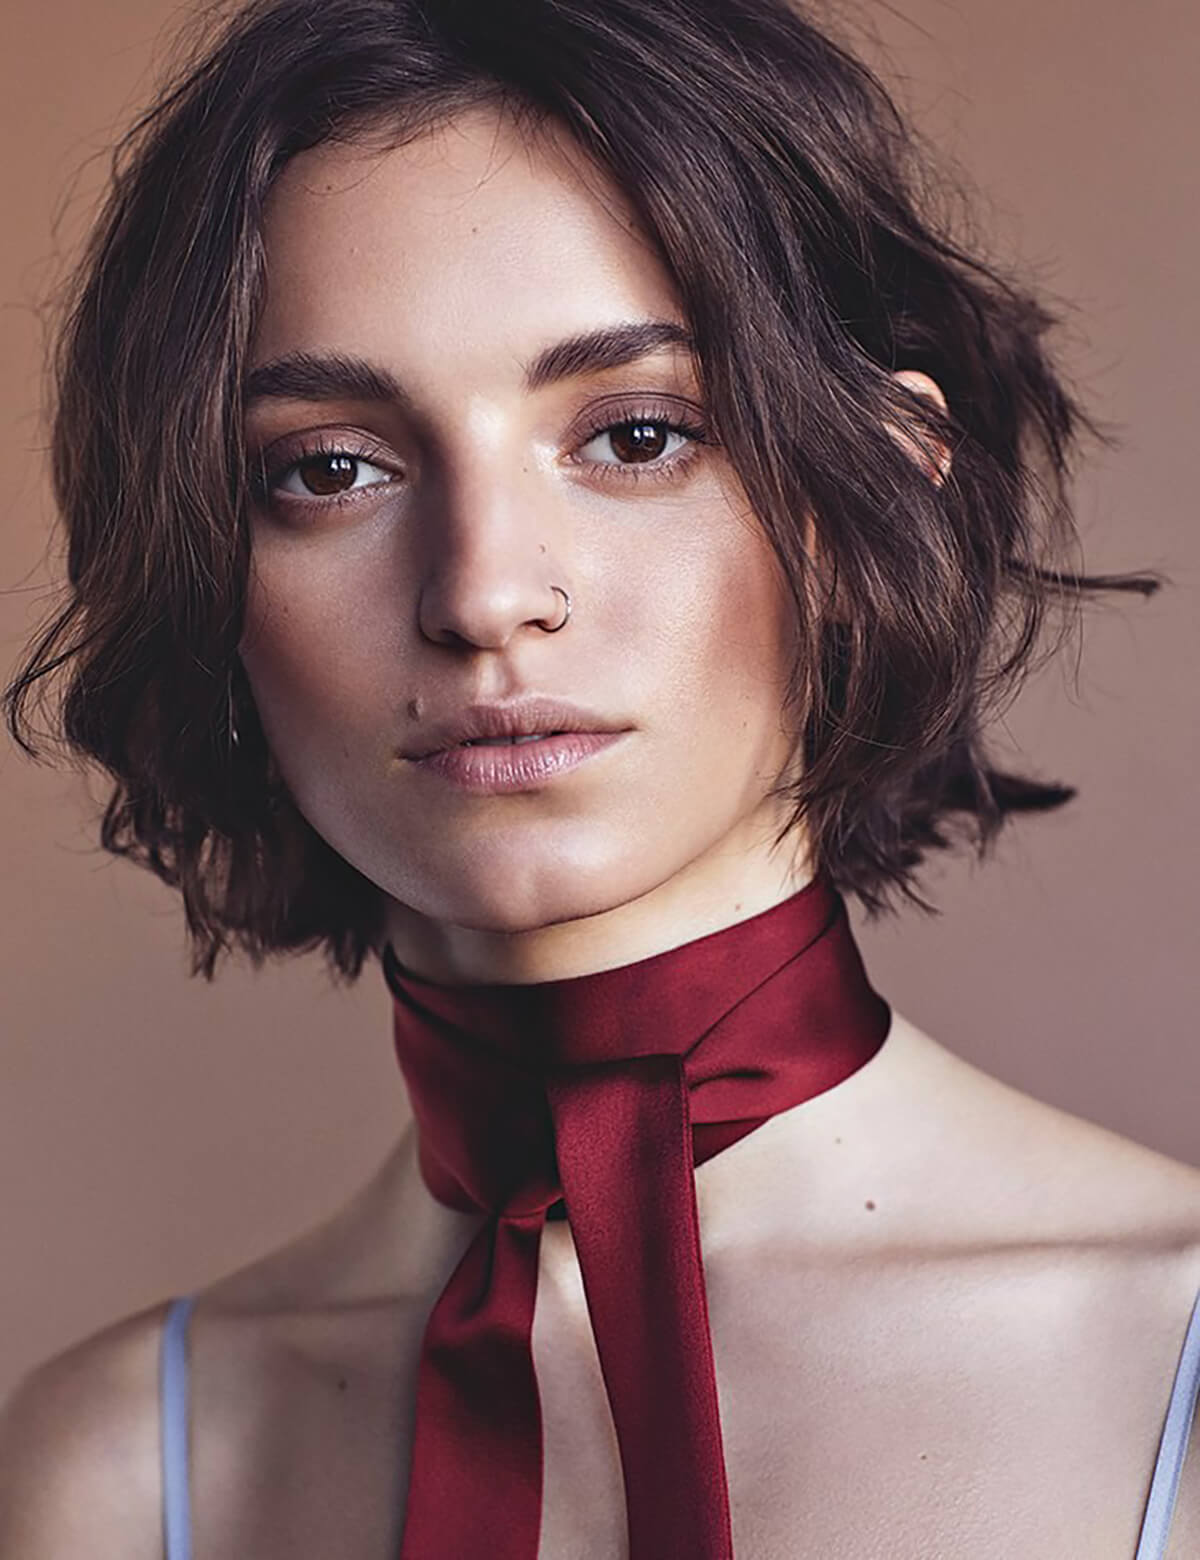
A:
[
  {"xmin": 533, "ymin": 1244, "xmax": 1191, "ymax": 1560},
  {"xmin": 188, "ymin": 1248, "xmax": 1194, "ymax": 1560}
]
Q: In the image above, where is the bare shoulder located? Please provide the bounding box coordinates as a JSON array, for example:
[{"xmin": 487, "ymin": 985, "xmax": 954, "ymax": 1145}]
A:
[
  {"xmin": 869, "ymin": 1011, "xmax": 1200, "ymax": 1247},
  {"xmin": 0, "ymin": 1300, "xmax": 169, "ymax": 1560},
  {"xmin": 811, "ymin": 1014, "xmax": 1200, "ymax": 1547},
  {"xmin": 829, "ymin": 1011, "xmax": 1200, "ymax": 1359}
]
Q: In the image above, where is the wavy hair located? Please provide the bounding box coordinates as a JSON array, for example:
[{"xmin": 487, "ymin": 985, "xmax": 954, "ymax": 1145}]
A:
[{"xmin": 4, "ymin": 0, "xmax": 1160, "ymax": 980}]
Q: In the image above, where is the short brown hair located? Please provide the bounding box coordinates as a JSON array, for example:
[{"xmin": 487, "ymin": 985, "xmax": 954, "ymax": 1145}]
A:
[{"xmin": 4, "ymin": 0, "xmax": 1159, "ymax": 980}]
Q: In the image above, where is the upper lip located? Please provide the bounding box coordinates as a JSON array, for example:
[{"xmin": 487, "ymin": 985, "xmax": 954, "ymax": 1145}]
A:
[{"xmin": 402, "ymin": 698, "xmax": 630, "ymax": 760}]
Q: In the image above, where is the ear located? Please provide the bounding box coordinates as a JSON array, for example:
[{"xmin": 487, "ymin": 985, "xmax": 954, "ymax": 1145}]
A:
[{"xmin": 887, "ymin": 369, "xmax": 952, "ymax": 487}]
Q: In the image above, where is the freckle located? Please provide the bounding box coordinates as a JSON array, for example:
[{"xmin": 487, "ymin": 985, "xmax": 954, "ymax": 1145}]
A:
[
  {"xmin": 919, "ymin": 1452, "xmax": 927, "ymax": 1461},
  {"xmin": 337, "ymin": 1377, "xmax": 348, "ymax": 1392},
  {"xmin": 864, "ymin": 1199, "xmax": 875, "ymax": 1211},
  {"xmin": 539, "ymin": 543, "xmax": 547, "ymax": 553},
  {"xmin": 834, "ymin": 1137, "xmax": 842, "ymax": 1145}
]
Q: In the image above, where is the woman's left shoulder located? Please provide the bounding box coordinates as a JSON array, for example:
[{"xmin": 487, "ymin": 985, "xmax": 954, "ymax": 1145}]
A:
[{"xmin": 880, "ymin": 1012, "xmax": 1200, "ymax": 1301}]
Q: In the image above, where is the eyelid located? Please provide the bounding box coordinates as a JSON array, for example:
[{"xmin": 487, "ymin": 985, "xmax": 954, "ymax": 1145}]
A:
[
  {"xmin": 247, "ymin": 395, "xmax": 714, "ymax": 507},
  {"xmin": 564, "ymin": 393, "xmax": 710, "ymax": 446},
  {"xmin": 258, "ymin": 428, "xmax": 395, "ymax": 468},
  {"xmin": 251, "ymin": 428, "xmax": 402, "ymax": 499},
  {"xmin": 562, "ymin": 395, "xmax": 712, "ymax": 485}
]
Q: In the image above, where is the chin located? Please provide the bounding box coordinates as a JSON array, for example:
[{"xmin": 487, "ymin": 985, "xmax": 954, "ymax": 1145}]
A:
[{"xmin": 380, "ymin": 833, "xmax": 684, "ymax": 937}]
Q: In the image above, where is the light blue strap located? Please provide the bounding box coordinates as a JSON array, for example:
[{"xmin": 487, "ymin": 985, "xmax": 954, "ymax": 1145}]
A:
[
  {"xmin": 160, "ymin": 1294, "xmax": 197, "ymax": 1560},
  {"xmin": 1135, "ymin": 1281, "xmax": 1200, "ymax": 1560}
]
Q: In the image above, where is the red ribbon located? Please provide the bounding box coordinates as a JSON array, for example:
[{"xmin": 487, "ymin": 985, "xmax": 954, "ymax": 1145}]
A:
[{"xmin": 383, "ymin": 873, "xmax": 890, "ymax": 1558}]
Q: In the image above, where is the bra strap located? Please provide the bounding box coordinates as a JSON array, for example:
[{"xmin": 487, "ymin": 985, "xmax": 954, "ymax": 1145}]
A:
[
  {"xmin": 1135, "ymin": 1282, "xmax": 1200, "ymax": 1559},
  {"xmin": 160, "ymin": 1295, "xmax": 197, "ymax": 1560}
]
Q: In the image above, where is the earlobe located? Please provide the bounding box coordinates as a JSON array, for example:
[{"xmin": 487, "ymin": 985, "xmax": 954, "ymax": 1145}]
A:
[{"xmin": 888, "ymin": 369, "xmax": 953, "ymax": 486}]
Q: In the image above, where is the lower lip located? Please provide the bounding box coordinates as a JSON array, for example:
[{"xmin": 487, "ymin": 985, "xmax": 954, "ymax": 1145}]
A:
[{"xmin": 408, "ymin": 731, "xmax": 629, "ymax": 793}]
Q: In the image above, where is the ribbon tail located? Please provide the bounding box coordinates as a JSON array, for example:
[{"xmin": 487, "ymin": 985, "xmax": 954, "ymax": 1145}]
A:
[
  {"xmin": 398, "ymin": 1210, "xmax": 547, "ymax": 1559},
  {"xmin": 548, "ymin": 1055, "xmax": 736, "ymax": 1560}
]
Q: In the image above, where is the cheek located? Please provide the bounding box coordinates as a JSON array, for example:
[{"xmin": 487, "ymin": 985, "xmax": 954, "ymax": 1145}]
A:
[
  {"xmin": 655, "ymin": 515, "xmax": 797, "ymax": 770},
  {"xmin": 238, "ymin": 546, "xmax": 396, "ymax": 779}
]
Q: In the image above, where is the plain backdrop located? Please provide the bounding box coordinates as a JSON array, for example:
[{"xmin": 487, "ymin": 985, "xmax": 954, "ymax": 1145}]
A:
[{"xmin": 1, "ymin": 0, "xmax": 1196, "ymax": 1400}]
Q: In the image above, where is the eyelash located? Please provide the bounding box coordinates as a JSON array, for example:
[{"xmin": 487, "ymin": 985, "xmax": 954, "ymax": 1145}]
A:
[
  {"xmin": 567, "ymin": 403, "xmax": 711, "ymax": 488},
  {"xmin": 251, "ymin": 402, "xmax": 712, "ymax": 509},
  {"xmin": 253, "ymin": 434, "xmax": 396, "ymax": 508}
]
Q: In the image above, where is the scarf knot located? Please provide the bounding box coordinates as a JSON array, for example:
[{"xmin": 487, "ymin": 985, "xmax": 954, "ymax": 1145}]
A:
[{"xmin": 383, "ymin": 873, "xmax": 890, "ymax": 1559}]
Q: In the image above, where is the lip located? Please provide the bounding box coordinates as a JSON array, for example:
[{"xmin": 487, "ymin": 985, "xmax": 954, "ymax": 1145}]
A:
[
  {"xmin": 400, "ymin": 695, "xmax": 633, "ymax": 794},
  {"xmin": 409, "ymin": 730, "xmax": 629, "ymax": 793}
]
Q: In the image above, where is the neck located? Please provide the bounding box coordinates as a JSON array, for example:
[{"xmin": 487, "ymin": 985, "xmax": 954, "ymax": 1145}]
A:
[{"xmin": 379, "ymin": 812, "xmax": 814, "ymax": 985}]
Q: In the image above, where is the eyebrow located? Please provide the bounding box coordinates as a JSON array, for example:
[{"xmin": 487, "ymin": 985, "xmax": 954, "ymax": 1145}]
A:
[{"xmin": 242, "ymin": 320, "xmax": 695, "ymax": 409}]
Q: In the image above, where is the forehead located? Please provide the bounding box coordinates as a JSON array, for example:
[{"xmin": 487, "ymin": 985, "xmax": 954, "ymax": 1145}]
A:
[{"xmin": 252, "ymin": 105, "xmax": 686, "ymax": 374}]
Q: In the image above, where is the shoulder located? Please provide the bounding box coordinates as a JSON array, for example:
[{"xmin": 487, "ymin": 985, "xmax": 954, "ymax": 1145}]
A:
[
  {"xmin": 848, "ymin": 1013, "xmax": 1200, "ymax": 1368},
  {"xmin": 849, "ymin": 1016, "xmax": 1200, "ymax": 1539},
  {"xmin": 873, "ymin": 1012, "xmax": 1200, "ymax": 1245},
  {"xmin": 0, "ymin": 1300, "xmax": 170, "ymax": 1559}
]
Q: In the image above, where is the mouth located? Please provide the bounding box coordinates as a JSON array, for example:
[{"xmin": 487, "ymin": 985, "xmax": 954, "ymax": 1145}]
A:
[
  {"xmin": 407, "ymin": 727, "xmax": 630, "ymax": 794},
  {"xmin": 455, "ymin": 731, "xmax": 571, "ymax": 748},
  {"xmin": 397, "ymin": 698, "xmax": 630, "ymax": 792},
  {"xmin": 402, "ymin": 698, "xmax": 627, "ymax": 762}
]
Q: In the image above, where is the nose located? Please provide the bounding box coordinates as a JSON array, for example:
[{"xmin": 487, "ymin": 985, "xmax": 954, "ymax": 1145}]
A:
[{"xmin": 416, "ymin": 453, "xmax": 569, "ymax": 651}]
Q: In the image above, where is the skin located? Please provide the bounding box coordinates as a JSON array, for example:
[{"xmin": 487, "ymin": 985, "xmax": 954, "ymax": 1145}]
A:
[
  {"xmin": 3, "ymin": 104, "xmax": 1200, "ymax": 1560},
  {"xmin": 238, "ymin": 106, "xmax": 824, "ymax": 987}
]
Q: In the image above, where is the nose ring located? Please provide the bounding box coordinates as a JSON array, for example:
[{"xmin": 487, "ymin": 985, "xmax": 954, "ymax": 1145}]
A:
[{"xmin": 537, "ymin": 586, "xmax": 571, "ymax": 634}]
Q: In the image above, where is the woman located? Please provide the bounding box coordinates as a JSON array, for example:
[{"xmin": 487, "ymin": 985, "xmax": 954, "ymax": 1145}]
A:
[{"xmin": 1, "ymin": 0, "xmax": 1196, "ymax": 1555}]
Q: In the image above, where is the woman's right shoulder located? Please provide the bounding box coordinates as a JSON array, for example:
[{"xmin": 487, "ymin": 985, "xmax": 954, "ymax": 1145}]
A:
[{"xmin": 0, "ymin": 1298, "xmax": 174, "ymax": 1560}]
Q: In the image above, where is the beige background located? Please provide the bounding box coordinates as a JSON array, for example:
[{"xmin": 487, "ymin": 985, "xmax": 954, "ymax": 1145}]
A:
[{"xmin": 1, "ymin": 0, "xmax": 1196, "ymax": 1400}]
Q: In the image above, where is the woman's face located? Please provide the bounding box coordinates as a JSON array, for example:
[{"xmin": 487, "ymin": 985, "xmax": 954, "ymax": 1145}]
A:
[{"xmin": 240, "ymin": 104, "xmax": 809, "ymax": 976}]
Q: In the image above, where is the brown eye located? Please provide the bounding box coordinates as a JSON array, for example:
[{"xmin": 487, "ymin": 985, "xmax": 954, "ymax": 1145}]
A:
[
  {"xmin": 269, "ymin": 450, "xmax": 396, "ymax": 501},
  {"xmin": 296, "ymin": 454, "xmax": 361, "ymax": 495},
  {"xmin": 578, "ymin": 417, "xmax": 691, "ymax": 469},
  {"xmin": 608, "ymin": 421, "xmax": 670, "ymax": 463}
]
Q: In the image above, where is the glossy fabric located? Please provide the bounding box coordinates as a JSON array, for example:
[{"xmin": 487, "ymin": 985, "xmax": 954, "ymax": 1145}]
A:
[{"xmin": 381, "ymin": 874, "xmax": 890, "ymax": 1559}]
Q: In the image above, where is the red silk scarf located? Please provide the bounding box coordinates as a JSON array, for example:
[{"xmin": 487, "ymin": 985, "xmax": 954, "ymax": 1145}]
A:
[{"xmin": 382, "ymin": 872, "xmax": 891, "ymax": 1559}]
